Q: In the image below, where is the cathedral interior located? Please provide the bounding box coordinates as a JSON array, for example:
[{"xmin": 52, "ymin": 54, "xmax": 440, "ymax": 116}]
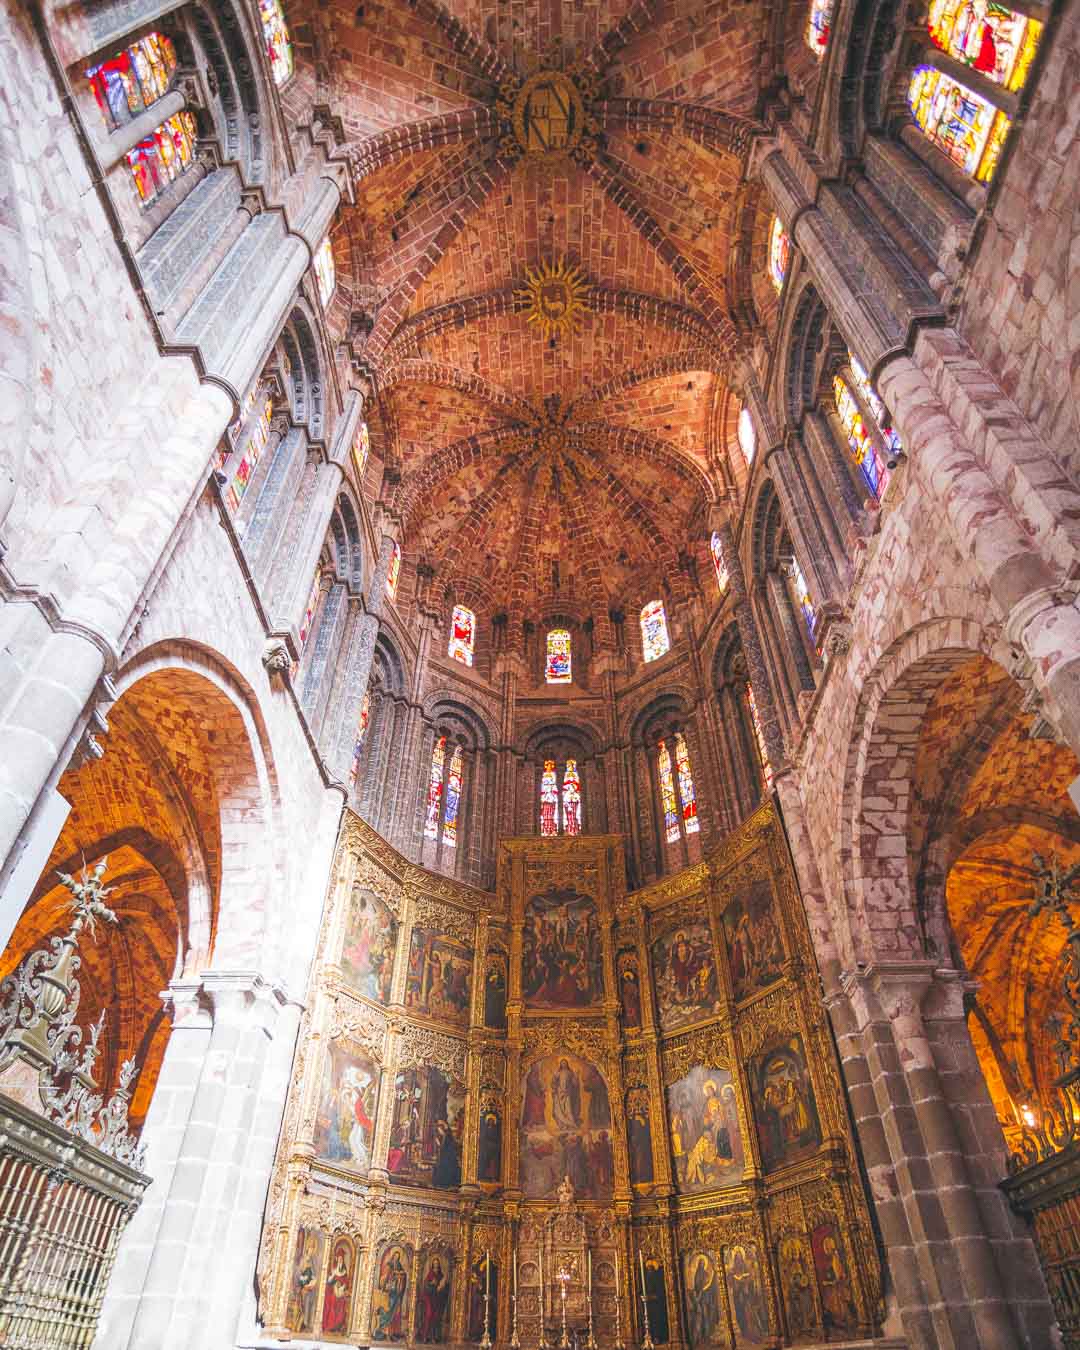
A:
[{"xmin": 2, "ymin": 0, "xmax": 1080, "ymax": 1343}]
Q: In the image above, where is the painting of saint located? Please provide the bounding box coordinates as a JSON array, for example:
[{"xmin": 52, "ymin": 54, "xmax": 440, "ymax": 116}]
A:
[
  {"xmin": 780, "ymin": 1236, "xmax": 816, "ymax": 1338},
  {"xmin": 811, "ymin": 1223, "xmax": 858, "ymax": 1337},
  {"xmin": 314, "ymin": 1042, "xmax": 378, "ymax": 1172},
  {"xmin": 415, "ymin": 1251, "xmax": 452, "ymax": 1343},
  {"xmin": 522, "ymin": 890, "xmax": 603, "ymax": 1008},
  {"xmin": 371, "ymin": 1244, "xmax": 411, "ymax": 1341},
  {"xmin": 650, "ymin": 921, "xmax": 720, "ymax": 1030},
  {"xmin": 618, "ymin": 953, "xmax": 643, "ymax": 1029},
  {"xmin": 627, "ymin": 1087, "xmax": 654, "ymax": 1186},
  {"xmin": 386, "ymin": 1065, "xmax": 466, "ymax": 1190},
  {"xmin": 478, "ymin": 1100, "xmax": 502, "ymax": 1183},
  {"xmin": 724, "ymin": 1245, "xmax": 769, "ymax": 1346},
  {"xmin": 722, "ymin": 880, "xmax": 785, "ymax": 1001},
  {"xmin": 285, "ymin": 1226, "xmax": 324, "ymax": 1334},
  {"xmin": 519, "ymin": 1054, "xmax": 614, "ymax": 1198},
  {"xmin": 321, "ymin": 1237, "xmax": 355, "ymax": 1337},
  {"xmin": 405, "ymin": 926, "xmax": 472, "ymax": 1024},
  {"xmin": 484, "ymin": 949, "xmax": 507, "ymax": 1028},
  {"xmin": 643, "ymin": 1257, "xmax": 670, "ymax": 1344},
  {"xmin": 468, "ymin": 1254, "xmax": 498, "ymax": 1340},
  {"xmin": 750, "ymin": 1036, "xmax": 821, "ymax": 1172},
  {"xmin": 683, "ymin": 1251, "xmax": 722, "ymax": 1346},
  {"xmin": 341, "ymin": 888, "xmax": 397, "ymax": 1003},
  {"xmin": 668, "ymin": 1066, "xmax": 744, "ymax": 1194}
]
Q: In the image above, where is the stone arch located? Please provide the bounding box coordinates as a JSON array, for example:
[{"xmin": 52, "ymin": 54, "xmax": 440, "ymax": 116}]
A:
[{"xmin": 0, "ymin": 96, "xmax": 33, "ymax": 535}]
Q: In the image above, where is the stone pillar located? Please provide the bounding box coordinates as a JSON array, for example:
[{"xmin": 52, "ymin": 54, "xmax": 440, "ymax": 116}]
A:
[{"xmin": 765, "ymin": 436, "xmax": 844, "ymax": 609}]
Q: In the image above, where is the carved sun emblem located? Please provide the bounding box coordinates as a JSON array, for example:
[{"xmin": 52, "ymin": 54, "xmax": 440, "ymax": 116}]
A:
[{"xmin": 516, "ymin": 257, "xmax": 589, "ymax": 342}]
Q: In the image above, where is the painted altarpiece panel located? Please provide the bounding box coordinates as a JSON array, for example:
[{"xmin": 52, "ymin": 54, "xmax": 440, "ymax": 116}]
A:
[
  {"xmin": 341, "ymin": 886, "xmax": 397, "ymax": 1003},
  {"xmin": 387, "ymin": 1064, "xmax": 466, "ymax": 1189},
  {"xmin": 285, "ymin": 1226, "xmax": 325, "ymax": 1336},
  {"xmin": 522, "ymin": 889, "xmax": 603, "ymax": 1008},
  {"xmin": 721, "ymin": 879, "xmax": 785, "ymax": 1001},
  {"xmin": 519, "ymin": 1053, "xmax": 615, "ymax": 1198},
  {"xmin": 668, "ymin": 1065, "xmax": 744, "ymax": 1194},
  {"xmin": 404, "ymin": 925, "xmax": 473, "ymax": 1025},
  {"xmin": 724, "ymin": 1242, "xmax": 770, "ymax": 1347},
  {"xmin": 749, "ymin": 1035, "xmax": 821, "ymax": 1173},
  {"xmin": 414, "ymin": 1247, "xmax": 454, "ymax": 1343},
  {"xmin": 314, "ymin": 1040, "xmax": 379, "ymax": 1173},
  {"xmin": 371, "ymin": 1242, "xmax": 412, "ymax": 1342},
  {"xmin": 650, "ymin": 919, "xmax": 721, "ymax": 1031},
  {"xmin": 321, "ymin": 1235, "xmax": 357, "ymax": 1339}
]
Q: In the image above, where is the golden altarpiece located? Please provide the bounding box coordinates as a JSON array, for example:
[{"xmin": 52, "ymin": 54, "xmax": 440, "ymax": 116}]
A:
[{"xmin": 256, "ymin": 805, "xmax": 883, "ymax": 1345}]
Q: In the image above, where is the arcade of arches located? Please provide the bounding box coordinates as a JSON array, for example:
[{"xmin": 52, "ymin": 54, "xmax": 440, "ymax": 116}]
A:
[{"xmin": 3, "ymin": 0, "xmax": 1080, "ymax": 1342}]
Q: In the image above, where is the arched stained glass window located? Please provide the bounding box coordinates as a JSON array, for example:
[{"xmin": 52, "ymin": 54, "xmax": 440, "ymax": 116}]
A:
[
  {"xmin": 738, "ymin": 407, "xmax": 757, "ymax": 466},
  {"xmin": 657, "ymin": 740, "xmax": 680, "ymax": 843},
  {"xmin": 927, "ymin": 0, "xmax": 1041, "ymax": 91},
  {"xmin": 746, "ymin": 683, "xmax": 774, "ymax": 790},
  {"xmin": 806, "ymin": 0, "xmax": 834, "ymax": 55},
  {"xmin": 546, "ymin": 629, "xmax": 572, "ymax": 683},
  {"xmin": 348, "ymin": 690, "xmax": 371, "ymax": 789},
  {"xmin": 314, "ymin": 237, "xmax": 336, "ymax": 307},
  {"xmin": 258, "ymin": 0, "xmax": 294, "ymax": 86},
  {"xmin": 562, "ymin": 760, "xmax": 582, "ymax": 837},
  {"xmin": 386, "ymin": 542, "xmax": 401, "ymax": 602},
  {"xmin": 674, "ymin": 733, "xmax": 699, "ymax": 835},
  {"xmin": 833, "ymin": 376, "xmax": 889, "ymax": 500},
  {"xmin": 768, "ymin": 217, "xmax": 790, "ymax": 292},
  {"xmin": 424, "ymin": 736, "xmax": 447, "ymax": 841},
  {"xmin": 449, "ymin": 606, "xmax": 476, "ymax": 667},
  {"xmin": 226, "ymin": 393, "xmax": 273, "ymax": 511},
  {"xmin": 710, "ymin": 532, "xmax": 729, "ymax": 596},
  {"xmin": 352, "ymin": 420, "xmax": 369, "ymax": 481},
  {"xmin": 540, "ymin": 760, "xmax": 559, "ymax": 836},
  {"xmin": 87, "ymin": 32, "xmax": 177, "ymax": 129},
  {"xmin": 848, "ymin": 353, "xmax": 903, "ymax": 465},
  {"xmin": 442, "ymin": 746, "xmax": 463, "ymax": 849},
  {"xmin": 126, "ymin": 112, "xmax": 197, "ymax": 206},
  {"xmin": 908, "ymin": 66, "xmax": 1010, "ymax": 183},
  {"xmin": 298, "ymin": 567, "xmax": 322, "ymax": 652},
  {"xmin": 640, "ymin": 600, "xmax": 670, "ymax": 663},
  {"xmin": 791, "ymin": 557, "xmax": 818, "ymax": 642}
]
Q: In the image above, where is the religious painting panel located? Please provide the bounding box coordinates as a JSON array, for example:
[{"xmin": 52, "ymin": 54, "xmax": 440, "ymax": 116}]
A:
[
  {"xmin": 387, "ymin": 1065, "xmax": 465, "ymax": 1189},
  {"xmin": 478, "ymin": 1094, "xmax": 503, "ymax": 1183},
  {"xmin": 341, "ymin": 888, "xmax": 397, "ymax": 1003},
  {"xmin": 404, "ymin": 925, "xmax": 472, "ymax": 1025},
  {"xmin": 468, "ymin": 1253, "xmax": 498, "ymax": 1341},
  {"xmin": 285, "ymin": 1226, "xmax": 325, "ymax": 1336},
  {"xmin": 321, "ymin": 1235, "xmax": 356, "ymax": 1339},
  {"xmin": 371, "ymin": 1243, "xmax": 412, "ymax": 1342},
  {"xmin": 668, "ymin": 1065, "xmax": 744, "ymax": 1194},
  {"xmin": 314, "ymin": 1040, "xmax": 378, "ymax": 1172},
  {"xmin": 650, "ymin": 920, "xmax": 720, "ymax": 1031},
  {"xmin": 683, "ymin": 1251, "xmax": 726, "ymax": 1347},
  {"xmin": 522, "ymin": 890, "xmax": 603, "ymax": 1008},
  {"xmin": 627, "ymin": 1086, "xmax": 655, "ymax": 1187},
  {"xmin": 811, "ymin": 1223, "xmax": 859, "ymax": 1339},
  {"xmin": 750, "ymin": 1036, "xmax": 821, "ymax": 1172},
  {"xmin": 723, "ymin": 1244, "xmax": 769, "ymax": 1346},
  {"xmin": 483, "ymin": 946, "xmax": 507, "ymax": 1029},
  {"xmin": 414, "ymin": 1249, "xmax": 453, "ymax": 1343},
  {"xmin": 721, "ymin": 880, "xmax": 785, "ymax": 1001},
  {"xmin": 779, "ymin": 1235, "xmax": 818, "ymax": 1341},
  {"xmin": 618, "ymin": 951, "xmax": 643, "ymax": 1029},
  {"xmin": 643, "ymin": 1256, "xmax": 670, "ymax": 1344},
  {"xmin": 520, "ymin": 1054, "xmax": 614, "ymax": 1198}
]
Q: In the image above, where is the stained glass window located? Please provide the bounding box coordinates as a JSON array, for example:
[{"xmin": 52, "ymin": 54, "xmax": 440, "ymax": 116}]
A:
[
  {"xmin": 848, "ymin": 352, "xmax": 903, "ymax": 467},
  {"xmin": 258, "ymin": 0, "xmax": 294, "ymax": 86},
  {"xmin": 540, "ymin": 760, "xmax": 559, "ymax": 836},
  {"xmin": 226, "ymin": 394, "xmax": 273, "ymax": 511},
  {"xmin": 908, "ymin": 65, "xmax": 1010, "ymax": 183},
  {"xmin": 87, "ymin": 32, "xmax": 177, "ymax": 129},
  {"xmin": 674, "ymin": 732, "xmax": 699, "ymax": 835},
  {"xmin": 928, "ymin": 0, "xmax": 1041, "ymax": 91},
  {"xmin": 442, "ymin": 745, "xmax": 463, "ymax": 849},
  {"xmin": 640, "ymin": 600, "xmax": 670, "ymax": 663},
  {"xmin": 806, "ymin": 0, "xmax": 835, "ymax": 54},
  {"xmin": 833, "ymin": 375, "xmax": 889, "ymax": 500},
  {"xmin": 314, "ymin": 237, "xmax": 336, "ymax": 307},
  {"xmin": 768, "ymin": 217, "xmax": 790, "ymax": 292},
  {"xmin": 424, "ymin": 736, "xmax": 446, "ymax": 841},
  {"xmin": 348, "ymin": 690, "xmax": 371, "ymax": 789},
  {"xmin": 791, "ymin": 556, "xmax": 818, "ymax": 642},
  {"xmin": 126, "ymin": 112, "xmax": 197, "ymax": 206},
  {"xmin": 352, "ymin": 420, "xmax": 369, "ymax": 481},
  {"xmin": 562, "ymin": 760, "xmax": 582, "ymax": 836},
  {"xmin": 738, "ymin": 407, "xmax": 757, "ymax": 466},
  {"xmin": 746, "ymin": 683, "xmax": 774, "ymax": 790},
  {"xmin": 657, "ymin": 740, "xmax": 680, "ymax": 844},
  {"xmin": 386, "ymin": 542, "xmax": 401, "ymax": 602},
  {"xmin": 546, "ymin": 629, "xmax": 572, "ymax": 683},
  {"xmin": 710, "ymin": 532, "xmax": 729, "ymax": 596},
  {"xmin": 449, "ymin": 606, "xmax": 476, "ymax": 667},
  {"xmin": 298, "ymin": 567, "xmax": 322, "ymax": 652}
]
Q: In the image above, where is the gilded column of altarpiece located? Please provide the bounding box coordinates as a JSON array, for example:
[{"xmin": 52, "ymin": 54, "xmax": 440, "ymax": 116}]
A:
[{"xmin": 257, "ymin": 807, "xmax": 882, "ymax": 1347}]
